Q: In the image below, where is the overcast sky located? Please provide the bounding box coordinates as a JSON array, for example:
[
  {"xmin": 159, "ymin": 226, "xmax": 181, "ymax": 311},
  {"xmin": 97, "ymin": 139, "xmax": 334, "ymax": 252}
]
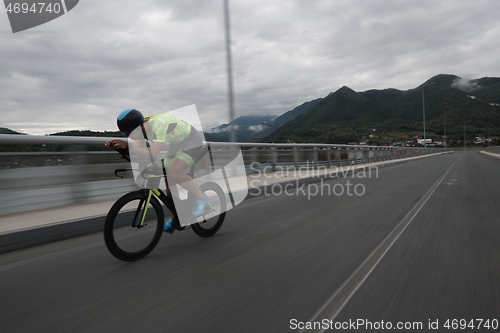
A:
[{"xmin": 1, "ymin": 0, "xmax": 500, "ymax": 135}]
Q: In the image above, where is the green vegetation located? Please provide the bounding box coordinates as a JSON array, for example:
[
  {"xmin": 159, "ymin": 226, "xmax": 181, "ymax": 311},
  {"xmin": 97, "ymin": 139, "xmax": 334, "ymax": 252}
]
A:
[
  {"xmin": 2, "ymin": 74, "xmax": 500, "ymax": 148},
  {"xmin": 264, "ymin": 74, "xmax": 500, "ymax": 146},
  {"xmin": 204, "ymin": 98, "xmax": 322, "ymax": 142},
  {"xmin": 0, "ymin": 127, "xmax": 23, "ymax": 135},
  {"xmin": 0, "ymin": 128, "xmax": 123, "ymax": 152}
]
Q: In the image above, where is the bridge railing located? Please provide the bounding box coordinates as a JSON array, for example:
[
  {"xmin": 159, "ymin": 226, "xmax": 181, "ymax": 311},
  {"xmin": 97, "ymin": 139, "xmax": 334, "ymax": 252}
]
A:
[
  {"xmin": 0, "ymin": 134, "xmax": 449, "ymax": 214},
  {"xmin": 484, "ymin": 146, "xmax": 500, "ymax": 154}
]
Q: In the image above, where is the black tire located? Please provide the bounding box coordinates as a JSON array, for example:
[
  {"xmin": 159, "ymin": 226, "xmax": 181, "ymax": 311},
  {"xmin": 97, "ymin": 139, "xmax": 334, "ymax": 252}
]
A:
[
  {"xmin": 191, "ymin": 182, "xmax": 226, "ymax": 237},
  {"xmin": 104, "ymin": 191, "xmax": 164, "ymax": 261}
]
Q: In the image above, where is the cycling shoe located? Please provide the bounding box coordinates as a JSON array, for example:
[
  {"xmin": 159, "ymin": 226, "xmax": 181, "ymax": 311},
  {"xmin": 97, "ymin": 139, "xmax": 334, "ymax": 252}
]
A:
[
  {"xmin": 192, "ymin": 194, "xmax": 209, "ymax": 217},
  {"xmin": 163, "ymin": 218, "xmax": 175, "ymax": 234}
]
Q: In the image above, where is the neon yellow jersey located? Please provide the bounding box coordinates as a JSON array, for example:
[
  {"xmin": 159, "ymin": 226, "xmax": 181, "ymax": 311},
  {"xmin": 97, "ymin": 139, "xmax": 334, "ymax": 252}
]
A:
[{"xmin": 145, "ymin": 113, "xmax": 192, "ymax": 144}]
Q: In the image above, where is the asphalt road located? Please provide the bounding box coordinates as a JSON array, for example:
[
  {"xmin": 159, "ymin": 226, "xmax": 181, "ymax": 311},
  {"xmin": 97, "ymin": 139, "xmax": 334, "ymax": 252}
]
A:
[{"xmin": 1, "ymin": 151, "xmax": 499, "ymax": 332}]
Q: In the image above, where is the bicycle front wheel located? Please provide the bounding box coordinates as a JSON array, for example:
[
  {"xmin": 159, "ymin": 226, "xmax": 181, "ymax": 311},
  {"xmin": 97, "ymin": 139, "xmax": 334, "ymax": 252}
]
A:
[{"xmin": 104, "ymin": 191, "xmax": 164, "ymax": 261}]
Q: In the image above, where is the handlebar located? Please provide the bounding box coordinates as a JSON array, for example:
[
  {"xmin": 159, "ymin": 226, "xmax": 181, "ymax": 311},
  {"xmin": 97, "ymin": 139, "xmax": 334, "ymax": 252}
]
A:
[
  {"xmin": 108, "ymin": 141, "xmax": 131, "ymax": 162},
  {"xmin": 115, "ymin": 147, "xmax": 131, "ymax": 162},
  {"xmin": 114, "ymin": 168, "xmax": 132, "ymax": 178}
]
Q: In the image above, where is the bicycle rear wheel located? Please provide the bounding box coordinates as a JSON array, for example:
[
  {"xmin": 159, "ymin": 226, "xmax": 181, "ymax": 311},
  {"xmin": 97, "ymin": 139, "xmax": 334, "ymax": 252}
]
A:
[
  {"xmin": 191, "ymin": 182, "xmax": 226, "ymax": 237},
  {"xmin": 104, "ymin": 191, "xmax": 164, "ymax": 261}
]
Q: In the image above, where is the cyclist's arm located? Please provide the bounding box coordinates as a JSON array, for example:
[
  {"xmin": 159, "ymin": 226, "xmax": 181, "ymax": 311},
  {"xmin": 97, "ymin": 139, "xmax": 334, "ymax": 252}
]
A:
[
  {"xmin": 105, "ymin": 139, "xmax": 128, "ymax": 149},
  {"xmin": 105, "ymin": 138, "xmax": 164, "ymax": 159},
  {"xmin": 129, "ymin": 140, "xmax": 164, "ymax": 159}
]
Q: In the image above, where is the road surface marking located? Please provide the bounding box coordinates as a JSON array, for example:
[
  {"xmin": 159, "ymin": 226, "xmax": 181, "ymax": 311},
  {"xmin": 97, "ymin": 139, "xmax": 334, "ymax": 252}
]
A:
[{"xmin": 301, "ymin": 153, "xmax": 462, "ymax": 333}]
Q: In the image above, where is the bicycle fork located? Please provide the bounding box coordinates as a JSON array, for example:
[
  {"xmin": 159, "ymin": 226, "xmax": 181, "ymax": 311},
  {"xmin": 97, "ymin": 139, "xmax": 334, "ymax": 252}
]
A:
[
  {"xmin": 132, "ymin": 189, "xmax": 178, "ymax": 228},
  {"xmin": 132, "ymin": 189, "xmax": 160, "ymax": 228}
]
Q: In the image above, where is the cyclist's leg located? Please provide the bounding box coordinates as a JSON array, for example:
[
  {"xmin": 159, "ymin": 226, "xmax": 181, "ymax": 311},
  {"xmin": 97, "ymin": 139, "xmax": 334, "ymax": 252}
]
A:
[
  {"xmin": 163, "ymin": 177, "xmax": 177, "ymax": 222},
  {"xmin": 165, "ymin": 157, "xmax": 204, "ymax": 200},
  {"xmin": 163, "ymin": 175, "xmax": 180, "ymax": 197},
  {"xmin": 165, "ymin": 129, "xmax": 206, "ymax": 217}
]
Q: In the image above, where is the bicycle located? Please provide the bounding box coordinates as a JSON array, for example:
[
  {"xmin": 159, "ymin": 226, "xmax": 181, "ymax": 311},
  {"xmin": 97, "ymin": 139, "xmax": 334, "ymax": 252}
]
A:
[{"xmin": 104, "ymin": 145, "xmax": 226, "ymax": 261}]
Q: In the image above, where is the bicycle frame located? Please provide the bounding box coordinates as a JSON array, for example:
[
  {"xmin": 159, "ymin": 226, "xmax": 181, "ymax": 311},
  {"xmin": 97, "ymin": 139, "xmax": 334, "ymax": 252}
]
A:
[
  {"xmin": 114, "ymin": 143, "xmax": 216, "ymax": 229},
  {"xmin": 134, "ymin": 186, "xmax": 217, "ymax": 231},
  {"xmin": 137, "ymin": 189, "xmax": 163, "ymax": 228},
  {"xmin": 105, "ymin": 143, "xmax": 226, "ymax": 261}
]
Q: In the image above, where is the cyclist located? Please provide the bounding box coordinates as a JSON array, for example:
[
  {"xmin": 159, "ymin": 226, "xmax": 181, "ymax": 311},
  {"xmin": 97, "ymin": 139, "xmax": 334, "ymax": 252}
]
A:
[{"xmin": 105, "ymin": 108, "xmax": 207, "ymax": 233}]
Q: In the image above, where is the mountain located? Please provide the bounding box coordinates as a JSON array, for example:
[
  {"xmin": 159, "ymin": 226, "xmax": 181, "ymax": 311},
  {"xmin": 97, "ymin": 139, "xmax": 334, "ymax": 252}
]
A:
[
  {"xmin": 204, "ymin": 99, "xmax": 322, "ymax": 142},
  {"xmin": 0, "ymin": 127, "xmax": 23, "ymax": 135},
  {"xmin": 0, "ymin": 129, "xmax": 124, "ymax": 153},
  {"xmin": 209, "ymin": 115, "xmax": 276, "ymax": 133},
  {"xmin": 245, "ymin": 98, "xmax": 323, "ymax": 140},
  {"xmin": 263, "ymin": 74, "xmax": 500, "ymax": 145},
  {"xmin": 265, "ymin": 98, "xmax": 323, "ymax": 130},
  {"xmin": 49, "ymin": 130, "xmax": 122, "ymax": 137}
]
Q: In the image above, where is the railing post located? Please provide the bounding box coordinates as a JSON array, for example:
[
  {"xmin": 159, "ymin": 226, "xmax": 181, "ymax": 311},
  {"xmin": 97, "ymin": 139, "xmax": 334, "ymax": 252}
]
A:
[
  {"xmin": 252, "ymin": 147, "xmax": 258, "ymax": 165},
  {"xmin": 314, "ymin": 146, "xmax": 319, "ymax": 169},
  {"xmin": 293, "ymin": 146, "xmax": 299, "ymax": 170},
  {"xmin": 327, "ymin": 147, "xmax": 332, "ymax": 167},
  {"xmin": 271, "ymin": 146, "xmax": 277, "ymax": 171},
  {"xmin": 338, "ymin": 147, "xmax": 342, "ymax": 166}
]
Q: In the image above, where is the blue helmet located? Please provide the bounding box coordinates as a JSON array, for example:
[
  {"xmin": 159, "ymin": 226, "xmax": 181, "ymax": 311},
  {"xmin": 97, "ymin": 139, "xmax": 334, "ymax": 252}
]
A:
[{"xmin": 117, "ymin": 108, "xmax": 144, "ymax": 136}]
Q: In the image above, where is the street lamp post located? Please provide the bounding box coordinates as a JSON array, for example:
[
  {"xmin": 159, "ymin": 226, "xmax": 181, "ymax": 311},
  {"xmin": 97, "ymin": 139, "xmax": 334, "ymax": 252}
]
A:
[
  {"xmin": 444, "ymin": 113, "xmax": 446, "ymax": 148},
  {"xmin": 464, "ymin": 123, "xmax": 466, "ymax": 149},
  {"xmin": 422, "ymin": 82, "xmax": 433, "ymax": 148},
  {"xmin": 223, "ymin": 0, "xmax": 236, "ymax": 143},
  {"xmin": 422, "ymin": 86, "xmax": 426, "ymax": 148}
]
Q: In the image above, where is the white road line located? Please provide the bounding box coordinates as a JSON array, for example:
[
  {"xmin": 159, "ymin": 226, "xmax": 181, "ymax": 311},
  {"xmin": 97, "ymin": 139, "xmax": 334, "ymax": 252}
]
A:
[{"xmin": 300, "ymin": 153, "xmax": 462, "ymax": 333}]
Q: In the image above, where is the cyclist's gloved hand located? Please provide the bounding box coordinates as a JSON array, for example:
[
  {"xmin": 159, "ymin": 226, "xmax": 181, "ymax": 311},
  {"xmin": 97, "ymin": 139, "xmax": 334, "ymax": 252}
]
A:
[{"xmin": 105, "ymin": 140, "xmax": 131, "ymax": 162}]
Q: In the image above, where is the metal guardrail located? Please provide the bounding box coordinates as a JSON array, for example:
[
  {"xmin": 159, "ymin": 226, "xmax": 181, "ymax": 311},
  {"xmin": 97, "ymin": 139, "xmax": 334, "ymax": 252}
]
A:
[
  {"xmin": 229, "ymin": 142, "xmax": 445, "ymax": 171},
  {"xmin": 484, "ymin": 146, "xmax": 500, "ymax": 154},
  {"xmin": 0, "ymin": 134, "xmax": 451, "ymax": 214},
  {"xmin": 0, "ymin": 134, "xmax": 450, "ymax": 169}
]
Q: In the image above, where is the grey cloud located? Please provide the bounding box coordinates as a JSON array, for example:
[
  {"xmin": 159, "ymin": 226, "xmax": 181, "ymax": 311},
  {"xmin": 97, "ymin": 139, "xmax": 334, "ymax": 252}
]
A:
[
  {"xmin": 1, "ymin": 0, "xmax": 500, "ymax": 134},
  {"xmin": 451, "ymin": 78, "xmax": 481, "ymax": 92}
]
